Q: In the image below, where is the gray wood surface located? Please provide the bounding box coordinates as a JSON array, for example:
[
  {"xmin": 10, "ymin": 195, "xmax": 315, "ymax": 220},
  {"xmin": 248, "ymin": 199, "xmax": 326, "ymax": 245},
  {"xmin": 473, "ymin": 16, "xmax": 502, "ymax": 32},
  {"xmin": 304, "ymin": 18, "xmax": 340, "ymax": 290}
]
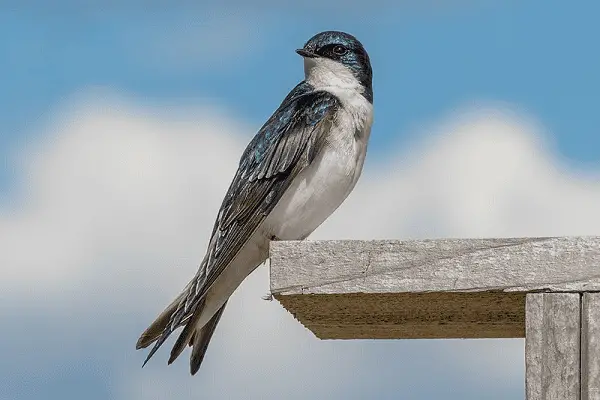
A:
[
  {"xmin": 270, "ymin": 237, "xmax": 600, "ymax": 296},
  {"xmin": 270, "ymin": 237, "xmax": 599, "ymax": 339},
  {"xmin": 582, "ymin": 293, "xmax": 600, "ymax": 400},
  {"xmin": 269, "ymin": 238, "xmax": 599, "ymax": 398},
  {"xmin": 525, "ymin": 293, "xmax": 581, "ymax": 400}
]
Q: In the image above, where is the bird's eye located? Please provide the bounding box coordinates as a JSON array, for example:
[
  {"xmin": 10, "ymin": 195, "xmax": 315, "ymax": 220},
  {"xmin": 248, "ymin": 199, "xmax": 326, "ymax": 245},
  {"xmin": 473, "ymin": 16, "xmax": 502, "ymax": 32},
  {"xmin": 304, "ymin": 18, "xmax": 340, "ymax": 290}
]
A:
[{"xmin": 332, "ymin": 45, "xmax": 348, "ymax": 56}]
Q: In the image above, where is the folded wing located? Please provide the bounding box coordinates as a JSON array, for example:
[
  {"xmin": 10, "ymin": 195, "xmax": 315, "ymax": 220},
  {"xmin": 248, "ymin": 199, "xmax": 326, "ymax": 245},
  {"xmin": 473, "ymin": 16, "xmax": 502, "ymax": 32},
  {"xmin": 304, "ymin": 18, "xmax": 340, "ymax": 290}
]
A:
[{"xmin": 137, "ymin": 87, "xmax": 341, "ymax": 370}]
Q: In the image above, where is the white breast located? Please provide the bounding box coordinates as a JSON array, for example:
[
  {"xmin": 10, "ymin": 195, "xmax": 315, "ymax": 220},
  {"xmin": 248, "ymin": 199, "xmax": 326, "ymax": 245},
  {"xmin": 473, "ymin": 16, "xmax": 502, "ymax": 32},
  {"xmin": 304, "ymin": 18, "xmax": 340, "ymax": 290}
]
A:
[
  {"xmin": 200, "ymin": 60, "xmax": 373, "ymax": 324},
  {"xmin": 264, "ymin": 79, "xmax": 373, "ymax": 240},
  {"xmin": 200, "ymin": 94, "xmax": 372, "ymax": 326}
]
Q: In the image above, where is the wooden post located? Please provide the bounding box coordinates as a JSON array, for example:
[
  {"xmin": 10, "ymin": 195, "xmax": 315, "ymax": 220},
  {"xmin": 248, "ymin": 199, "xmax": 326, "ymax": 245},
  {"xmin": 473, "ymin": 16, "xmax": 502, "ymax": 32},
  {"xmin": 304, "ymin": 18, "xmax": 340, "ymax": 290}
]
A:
[
  {"xmin": 269, "ymin": 236, "xmax": 600, "ymax": 400},
  {"xmin": 582, "ymin": 293, "xmax": 600, "ymax": 400},
  {"xmin": 525, "ymin": 293, "xmax": 581, "ymax": 400}
]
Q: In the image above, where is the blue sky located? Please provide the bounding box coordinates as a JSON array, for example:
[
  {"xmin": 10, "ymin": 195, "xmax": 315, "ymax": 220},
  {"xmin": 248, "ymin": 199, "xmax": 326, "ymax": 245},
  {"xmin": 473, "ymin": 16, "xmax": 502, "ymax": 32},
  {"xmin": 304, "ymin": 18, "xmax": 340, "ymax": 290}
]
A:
[
  {"xmin": 2, "ymin": 1, "xmax": 600, "ymax": 186},
  {"xmin": 2, "ymin": 2, "xmax": 600, "ymax": 399}
]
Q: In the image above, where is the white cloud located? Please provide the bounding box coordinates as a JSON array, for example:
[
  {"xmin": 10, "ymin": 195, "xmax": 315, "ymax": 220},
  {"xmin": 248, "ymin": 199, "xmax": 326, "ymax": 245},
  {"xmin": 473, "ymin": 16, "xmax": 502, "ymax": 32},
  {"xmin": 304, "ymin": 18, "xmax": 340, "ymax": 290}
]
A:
[
  {"xmin": 1, "ymin": 91, "xmax": 245, "ymax": 300},
  {"xmin": 2, "ymin": 92, "xmax": 599, "ymax": 399}
]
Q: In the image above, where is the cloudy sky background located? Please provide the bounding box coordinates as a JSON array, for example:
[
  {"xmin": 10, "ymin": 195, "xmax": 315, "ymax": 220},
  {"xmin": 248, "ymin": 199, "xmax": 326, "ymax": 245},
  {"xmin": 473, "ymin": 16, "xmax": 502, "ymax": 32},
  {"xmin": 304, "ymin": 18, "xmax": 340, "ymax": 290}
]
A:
[{"xmin": 2, "ymin": 2, "xmax": 600, "ymax": 399}]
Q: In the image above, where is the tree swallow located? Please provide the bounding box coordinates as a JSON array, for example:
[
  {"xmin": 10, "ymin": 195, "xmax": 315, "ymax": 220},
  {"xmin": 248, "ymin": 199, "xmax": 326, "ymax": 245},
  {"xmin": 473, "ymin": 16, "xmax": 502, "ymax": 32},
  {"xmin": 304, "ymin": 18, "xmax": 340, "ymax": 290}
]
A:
[{"xmin": 136, "ymin": 30, "xmax": 374, "ymax": 375}]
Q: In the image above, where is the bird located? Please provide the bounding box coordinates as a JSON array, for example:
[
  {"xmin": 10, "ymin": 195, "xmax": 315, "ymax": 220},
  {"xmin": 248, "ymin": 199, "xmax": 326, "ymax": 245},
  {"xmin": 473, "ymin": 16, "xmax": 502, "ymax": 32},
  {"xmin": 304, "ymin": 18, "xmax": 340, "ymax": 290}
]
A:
[{"xmin": 136, "ymin": 30, "xmax": 374, "ymax": 375}]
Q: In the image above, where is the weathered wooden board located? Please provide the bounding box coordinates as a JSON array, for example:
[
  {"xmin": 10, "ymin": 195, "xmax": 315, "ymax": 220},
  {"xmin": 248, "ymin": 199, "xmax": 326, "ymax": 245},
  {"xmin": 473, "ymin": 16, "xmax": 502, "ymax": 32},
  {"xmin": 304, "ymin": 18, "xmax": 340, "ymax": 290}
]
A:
[
  {"xmin": 270, "ymin": 237, "xmax": 600, "ymax": 296},
  {"xmin": 269, "ymin": 237, "xmax": 599, "ymax": 339},
  {"xmin": 582, "ymin": 293, "xmax": 600, "ymax": 400},
  {"xmin": 525, "ymin": 293, "xmax": 581, "ymax": 400},
  {"xmin": 270, "ymin": 237, "xmax": 600, "ymax": 399},
  {"xmin": 276, "ymin": 292, "xmax": 525, "ymax": 339}
]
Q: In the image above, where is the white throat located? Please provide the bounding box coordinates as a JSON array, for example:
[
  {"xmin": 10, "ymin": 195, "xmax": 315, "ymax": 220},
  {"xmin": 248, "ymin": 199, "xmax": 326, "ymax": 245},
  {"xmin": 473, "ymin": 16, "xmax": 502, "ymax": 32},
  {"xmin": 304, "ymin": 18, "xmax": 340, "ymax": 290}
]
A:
[
  {"xmin": 303, "ymin": 57, "xmax": 372, "ymax": 133},
  {"xmin": 304, "ymin": 57, "xmax": 364, "ymax": 93}
]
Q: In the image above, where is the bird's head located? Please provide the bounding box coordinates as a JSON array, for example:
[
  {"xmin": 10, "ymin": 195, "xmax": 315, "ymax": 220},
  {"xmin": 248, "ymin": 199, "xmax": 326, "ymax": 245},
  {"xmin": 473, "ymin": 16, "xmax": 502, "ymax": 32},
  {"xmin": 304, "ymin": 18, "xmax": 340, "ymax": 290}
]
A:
[{"xmin": 296, "ymin": 31, "xmax": 373, "ymax": 103}]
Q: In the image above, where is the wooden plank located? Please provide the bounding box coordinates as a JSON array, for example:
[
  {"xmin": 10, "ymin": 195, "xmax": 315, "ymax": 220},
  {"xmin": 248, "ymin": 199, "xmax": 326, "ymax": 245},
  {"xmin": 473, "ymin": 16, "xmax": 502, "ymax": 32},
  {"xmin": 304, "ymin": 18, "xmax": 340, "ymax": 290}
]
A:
[
  {"xmin": 526, "ymin": 294, "xmax": 544, "ymax": 400},
  {"xmin": 525, "ymin": 293, "xmax": 581, "ymax": 400},
  {"xmin": 582, "ymin": 293, "xmax": 600, "ymax": 400},
  {"xmin": 270, "ymin": 237, "xmax": 600, "ymax": 340},
  {"xmin": 276, "ymin": 292, "xmax": 525, "ymax": 339},
  {"xmin": 270, "ymin": 237, "xmax": 600, "ymax": 296}
]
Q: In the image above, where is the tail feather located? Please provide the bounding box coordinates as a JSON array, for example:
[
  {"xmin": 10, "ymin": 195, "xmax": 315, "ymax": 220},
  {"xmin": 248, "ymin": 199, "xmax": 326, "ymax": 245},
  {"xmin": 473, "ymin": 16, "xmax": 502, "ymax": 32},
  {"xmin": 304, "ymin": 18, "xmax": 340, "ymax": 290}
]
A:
[
  {"xmin": 136, "ymin": 291, "xmax": 186, "ymax": 350},
  {"xmin": 136, "ymin": 287, "xmax": 198, "ymax": 368},
  {"xmin": 190, "ymin": 301, "xmax": 227, "ymax": 375},
  {"xmin": 168, "ymin": 304, "xmax": 205, "ymax": 365},
  {"xmin": 136, "ymin": 253, "xmax": 228, "ymax": 373},
  {"xmin": 136, "ymin": 289, "xmax": 227, "ymax": 374}
]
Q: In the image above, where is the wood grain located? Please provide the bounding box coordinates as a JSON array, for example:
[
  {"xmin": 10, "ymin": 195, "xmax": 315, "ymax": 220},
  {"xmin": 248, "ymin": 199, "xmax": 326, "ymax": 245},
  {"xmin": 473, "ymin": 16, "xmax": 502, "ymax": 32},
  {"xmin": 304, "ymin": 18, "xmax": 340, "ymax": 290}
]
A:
[
  {"xmin": 582, "ymin": 293, "xmax": 600, "ymax": 400},
  {"xmin": 270, "ymin": 237, "xmax": 600, "ymax": 339},
  {"xmin": 276, "ymin": 291, "xmax": 525, "ymax": 339},
  {"xmin": 270, "ymin": 237, "xmax": 600, "ymax": 296},
  {"xmin": 525, "ymin": 293, "xmax": 580, "ymax": 400}
]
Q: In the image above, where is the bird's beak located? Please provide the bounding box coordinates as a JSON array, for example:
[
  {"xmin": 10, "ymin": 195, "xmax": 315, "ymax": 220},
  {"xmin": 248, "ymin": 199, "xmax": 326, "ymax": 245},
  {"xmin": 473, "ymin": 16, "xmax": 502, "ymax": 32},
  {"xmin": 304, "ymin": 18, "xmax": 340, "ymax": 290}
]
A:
[{"xmin": 296, "ymin": 49, "xmax": 317, "ymax": 58}]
